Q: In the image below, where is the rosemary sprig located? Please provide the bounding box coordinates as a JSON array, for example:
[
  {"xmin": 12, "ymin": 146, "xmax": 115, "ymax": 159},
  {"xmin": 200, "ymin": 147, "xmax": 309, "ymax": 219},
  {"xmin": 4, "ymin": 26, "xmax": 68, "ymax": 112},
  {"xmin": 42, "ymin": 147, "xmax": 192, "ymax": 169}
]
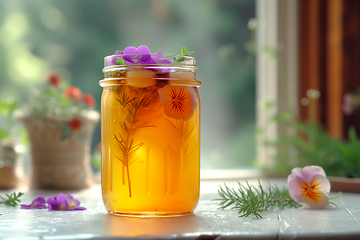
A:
[
  {"xmin": 0, "ymin": 192, "xmax": 24, "ymax": 207},
  {"xmin": 214, "ymin": 181, "xmax": 300, "ymax": 218},
  {"xmin": 113, "ymin": 87, "xmax": 157, "ymax": 197}
]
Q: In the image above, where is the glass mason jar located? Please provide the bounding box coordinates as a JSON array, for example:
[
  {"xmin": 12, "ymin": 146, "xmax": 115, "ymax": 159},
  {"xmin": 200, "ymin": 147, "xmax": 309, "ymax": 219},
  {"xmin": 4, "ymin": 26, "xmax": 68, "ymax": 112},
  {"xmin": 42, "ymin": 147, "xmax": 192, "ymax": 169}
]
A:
[{"xmin": 100, "ymin": 53, "xmax": 201, "ymax": 217}]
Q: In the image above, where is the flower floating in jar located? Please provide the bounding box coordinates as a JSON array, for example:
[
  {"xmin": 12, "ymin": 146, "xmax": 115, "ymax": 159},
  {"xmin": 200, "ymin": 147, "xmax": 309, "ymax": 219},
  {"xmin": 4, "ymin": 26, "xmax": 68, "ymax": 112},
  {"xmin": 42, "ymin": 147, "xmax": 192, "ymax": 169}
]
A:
[{"xmin": 158, "ymin": 86, "xmax": 198, "ymax": 121}]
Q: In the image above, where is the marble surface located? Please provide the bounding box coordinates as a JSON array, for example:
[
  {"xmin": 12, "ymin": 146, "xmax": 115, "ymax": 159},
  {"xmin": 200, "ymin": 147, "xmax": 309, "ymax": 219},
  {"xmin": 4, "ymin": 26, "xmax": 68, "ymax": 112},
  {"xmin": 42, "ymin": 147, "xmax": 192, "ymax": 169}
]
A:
[{"xmin": 1, "ymin": 179, "xmax": 360, "ymax": 240}]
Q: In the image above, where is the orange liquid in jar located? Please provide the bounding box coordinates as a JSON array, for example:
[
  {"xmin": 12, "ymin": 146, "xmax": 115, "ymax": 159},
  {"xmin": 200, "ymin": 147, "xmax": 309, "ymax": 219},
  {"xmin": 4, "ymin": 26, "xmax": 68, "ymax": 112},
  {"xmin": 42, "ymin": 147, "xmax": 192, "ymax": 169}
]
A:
[{"xmin": 100, "ymin": 71, "xmax": 200, "ymax": 216}]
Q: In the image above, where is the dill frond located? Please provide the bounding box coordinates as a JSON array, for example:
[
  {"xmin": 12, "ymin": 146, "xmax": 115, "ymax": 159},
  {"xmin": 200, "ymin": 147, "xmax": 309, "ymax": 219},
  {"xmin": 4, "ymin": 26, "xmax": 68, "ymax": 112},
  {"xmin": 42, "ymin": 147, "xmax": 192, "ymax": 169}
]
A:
[{"xmin": 214, "ymin": 180, "xmax": 300, "ymax": 218}]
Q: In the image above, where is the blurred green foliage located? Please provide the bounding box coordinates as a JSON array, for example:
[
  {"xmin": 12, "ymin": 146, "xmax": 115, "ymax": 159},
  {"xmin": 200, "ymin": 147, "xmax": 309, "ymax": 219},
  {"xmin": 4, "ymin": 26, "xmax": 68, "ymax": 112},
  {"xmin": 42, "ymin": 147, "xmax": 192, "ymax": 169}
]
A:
[
  {"xmin": 0, "ymin": 97, "xmax": 28, "ymax": 146},
  {"xmin": 259, "ymin": 106, "xmax": 360, "ymax": 178},
  {"xmin": 0, "ymin": 0, "xmax": 255, "ymax": 169},
  {"xmin": 0, "ymin": 97, "xmax": 18, "ymax": 140}
]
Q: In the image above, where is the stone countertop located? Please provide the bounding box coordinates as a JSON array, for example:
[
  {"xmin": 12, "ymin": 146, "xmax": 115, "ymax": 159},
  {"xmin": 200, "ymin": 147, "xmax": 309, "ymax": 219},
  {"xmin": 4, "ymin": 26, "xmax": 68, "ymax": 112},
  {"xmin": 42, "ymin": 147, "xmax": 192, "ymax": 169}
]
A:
[{"xmin": 1, "ymin": 179, "xmax": 359, "ymax": 240}]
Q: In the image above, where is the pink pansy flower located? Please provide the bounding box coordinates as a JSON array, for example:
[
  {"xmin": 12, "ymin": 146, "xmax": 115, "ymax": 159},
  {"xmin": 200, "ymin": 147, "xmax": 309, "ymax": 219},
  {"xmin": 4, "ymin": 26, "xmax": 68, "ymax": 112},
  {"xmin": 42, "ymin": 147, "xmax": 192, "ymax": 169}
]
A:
[{"xmin": 287, "ymin": 165, "xmax": 331, "ymax": 209}]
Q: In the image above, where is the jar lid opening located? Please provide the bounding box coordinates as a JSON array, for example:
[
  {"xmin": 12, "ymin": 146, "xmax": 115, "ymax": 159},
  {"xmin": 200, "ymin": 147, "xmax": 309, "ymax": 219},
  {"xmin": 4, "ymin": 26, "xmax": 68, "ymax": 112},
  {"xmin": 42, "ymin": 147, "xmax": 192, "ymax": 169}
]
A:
[{"xmin": 104, "ymin": 54, "xmax": 196, "ymax": 68}]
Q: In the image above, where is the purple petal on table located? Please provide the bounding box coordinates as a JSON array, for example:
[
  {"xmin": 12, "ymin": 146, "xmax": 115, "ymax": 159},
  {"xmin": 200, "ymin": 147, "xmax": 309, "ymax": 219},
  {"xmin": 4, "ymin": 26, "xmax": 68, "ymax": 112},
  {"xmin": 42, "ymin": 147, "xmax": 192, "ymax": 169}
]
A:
[
  {"xmin": 20, "ymin": 196, "xmax": 48, "ymax": 209},
  {"xmin": 65, "ymin": 193, "xmax": 80, "ymax": 208},
  {"xmin": 56, "ymin": 193, "xmax": 67, "ymax": 206},
  {"xmin": 47, "ymin": 196, "xmax": 59, "ymax": 210},
  {"xmin": 47, "ymin": 193, "xmax": 67, "ymax": 210}
]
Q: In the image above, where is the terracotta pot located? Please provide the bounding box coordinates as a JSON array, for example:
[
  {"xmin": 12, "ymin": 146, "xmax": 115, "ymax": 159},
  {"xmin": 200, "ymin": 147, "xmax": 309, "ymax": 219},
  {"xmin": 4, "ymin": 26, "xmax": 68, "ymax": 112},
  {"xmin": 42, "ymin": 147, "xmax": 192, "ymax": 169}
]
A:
[{"xmin": 15, "ymin": 110, "xmax": 99, "ymax": 189}]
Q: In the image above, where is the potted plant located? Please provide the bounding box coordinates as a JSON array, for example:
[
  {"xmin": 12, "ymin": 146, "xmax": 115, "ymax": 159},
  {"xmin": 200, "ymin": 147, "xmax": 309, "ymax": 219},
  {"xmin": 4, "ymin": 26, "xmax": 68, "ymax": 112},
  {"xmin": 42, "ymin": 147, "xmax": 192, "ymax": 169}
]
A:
[{"xmin": 15, "ymin": 72, "xmax": 99, "ymax": 189}]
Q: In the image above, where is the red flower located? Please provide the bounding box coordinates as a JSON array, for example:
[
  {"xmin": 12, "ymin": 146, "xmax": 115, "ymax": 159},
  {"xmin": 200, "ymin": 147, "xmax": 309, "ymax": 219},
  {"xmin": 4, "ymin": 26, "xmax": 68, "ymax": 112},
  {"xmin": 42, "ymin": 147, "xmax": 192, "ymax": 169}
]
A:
[
  {"xmin": 69, "ymin": 117, "xmax": 82, "ymax": 131},
  {"xmin": 47, "ymin": 73, "xmax": 62, "ymax": 88},
  {"xmin": 64, "ymin": 86, "xmax": 82, "ymax": 102},
  {"xmin": 83, "ymin": 93, "xmax": 95, "ymax": 107}
]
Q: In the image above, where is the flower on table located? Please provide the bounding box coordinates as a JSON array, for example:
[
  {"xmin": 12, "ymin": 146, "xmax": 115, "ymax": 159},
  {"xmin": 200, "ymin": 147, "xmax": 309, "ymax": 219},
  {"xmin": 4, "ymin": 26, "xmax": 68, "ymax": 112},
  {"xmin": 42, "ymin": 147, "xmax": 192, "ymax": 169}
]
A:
[
  {"xmin": 20, "ymin": 196, "xmax": 48, "ymax": 209},
  {"xmin": 287, "ymin": 165, "xmax": 331, "ymax": 209},
  {"xmin": 20, "ymin": 193, "xmax": 86, "ymax": 211},
  {"xmin": 158, "ymin": 86, "xmax": 198, "ymax": 121},
  {"xmin": 47, "ymin": 193, "xmax": 86, "ymax": 211}
]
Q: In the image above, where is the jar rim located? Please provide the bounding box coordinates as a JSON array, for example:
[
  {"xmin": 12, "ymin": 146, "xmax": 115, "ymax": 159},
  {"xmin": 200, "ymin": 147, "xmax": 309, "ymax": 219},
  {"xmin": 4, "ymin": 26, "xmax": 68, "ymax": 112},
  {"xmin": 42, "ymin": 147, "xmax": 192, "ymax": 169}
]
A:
[
  {"xmin": 99, "ymin": 78, "xmax": 201, "ymax": 87},
  {"xmin": 104, "ymin": 54, "xmax": 196, "ymax": 68}
]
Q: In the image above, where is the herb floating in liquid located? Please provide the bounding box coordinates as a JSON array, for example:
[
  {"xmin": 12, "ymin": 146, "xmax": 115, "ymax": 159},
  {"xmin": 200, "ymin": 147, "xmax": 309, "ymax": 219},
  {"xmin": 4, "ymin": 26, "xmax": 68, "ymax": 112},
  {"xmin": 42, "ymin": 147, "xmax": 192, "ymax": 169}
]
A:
[
  {"xmin": 214, "ymin": 181, "xmax": 300, "ymax": 218},
  {"xmin": 0, "ymin": 192, "xmax": 24, "ymax": 207},
  {"xmin": 113, "ymin": 87, "xmax": 157, "ymax": 198}
]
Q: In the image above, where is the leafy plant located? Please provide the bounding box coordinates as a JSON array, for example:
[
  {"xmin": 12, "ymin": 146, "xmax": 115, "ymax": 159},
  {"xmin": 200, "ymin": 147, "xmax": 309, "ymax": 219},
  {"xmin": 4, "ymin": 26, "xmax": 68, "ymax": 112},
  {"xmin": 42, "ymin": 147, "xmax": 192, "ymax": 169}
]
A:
[
  {"xmin": 337, "ymin": 127, "xmax": 360, "ymax": 178},
  {"xmin": 259, "ymin": 105, "xmax": 360, "ymax": 178}
]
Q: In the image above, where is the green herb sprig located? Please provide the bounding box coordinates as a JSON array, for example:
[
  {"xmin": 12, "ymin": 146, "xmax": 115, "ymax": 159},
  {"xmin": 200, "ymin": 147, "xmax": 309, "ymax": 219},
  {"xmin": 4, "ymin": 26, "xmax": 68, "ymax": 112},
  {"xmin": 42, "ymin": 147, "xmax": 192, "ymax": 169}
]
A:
[
  {"xmin": 214, "ymin": 181, "xmax": 300, "ymax": 218},
  {"xmin": 174, "ymin": 47, "xmax": 194, "ymax": 63},
  {"xmin": 0, "ymin": 192, "xmax": 24, "ymax": 207}
]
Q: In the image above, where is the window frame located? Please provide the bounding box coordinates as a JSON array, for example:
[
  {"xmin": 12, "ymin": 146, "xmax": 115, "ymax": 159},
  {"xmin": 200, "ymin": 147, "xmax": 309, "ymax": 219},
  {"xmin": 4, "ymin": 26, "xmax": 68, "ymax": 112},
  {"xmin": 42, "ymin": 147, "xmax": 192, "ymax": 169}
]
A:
[{"xmin": 202, "ymin": 0, "xmax": 300, "ymax": 179}]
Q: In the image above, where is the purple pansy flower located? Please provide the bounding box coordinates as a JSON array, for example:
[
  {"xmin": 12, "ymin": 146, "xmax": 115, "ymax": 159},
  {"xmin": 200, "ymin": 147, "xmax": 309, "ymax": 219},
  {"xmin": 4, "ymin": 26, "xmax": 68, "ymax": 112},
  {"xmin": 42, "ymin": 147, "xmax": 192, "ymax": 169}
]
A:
[
  {"xmin": 20, "ymin": 196, "xmax": 48, "ymax": 209},
  {"xmin": 47, "ymin": 193, "xmax": 86, "ymax": 211},
  {"xmin": 123, "ymin": 45, "xmax": 156, "ymax": 64},
  {"xmin": 106, "ymin": 45, "xmax": 173, "ymax": 66},
  {"xmin": 105, "ymin": 50, "xmax": 123, "ymax": 66},
  {"xmin": 159, "ymin": 58, "xmax": 172, "ymax": 64}
]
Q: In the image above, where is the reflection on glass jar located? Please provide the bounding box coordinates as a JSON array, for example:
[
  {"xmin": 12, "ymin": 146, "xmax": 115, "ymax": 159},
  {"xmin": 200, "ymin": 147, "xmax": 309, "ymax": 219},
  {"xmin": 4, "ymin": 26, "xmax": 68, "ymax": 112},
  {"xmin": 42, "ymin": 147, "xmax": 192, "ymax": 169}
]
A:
[{"xmin": 100, "ymin": 53, "xmax": 201, "ymax": 217}]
